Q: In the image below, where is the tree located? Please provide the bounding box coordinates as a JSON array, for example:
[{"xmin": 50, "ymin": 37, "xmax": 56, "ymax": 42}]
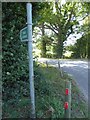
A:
[
  {"xmin": 36, "ymin": 2, "xmax": 84, "ymax": 58},
  {"xmin": 40, "ymin": 23, "xmax": 47, "ymax": 57},
  {"xmin": 73, "ymin": 36, "xmax": 88, "ymax": 58},
  {"xmin": 74, "ymin": 3, "xmax": 90, "ymax": 58},
  {"xmin": 65, "ymin": 14, "xmax": 90, "ymax": 59}
]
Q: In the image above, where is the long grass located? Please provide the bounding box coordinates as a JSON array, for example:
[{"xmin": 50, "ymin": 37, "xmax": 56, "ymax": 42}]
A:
[{"xmin": 2, "ymin": 64, "xmax": 88, "ymax": 118}]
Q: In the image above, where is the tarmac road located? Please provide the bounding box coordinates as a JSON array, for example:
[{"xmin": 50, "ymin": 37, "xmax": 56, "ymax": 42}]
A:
[{"xmin": 38, "ymin": 58, "xmax": 88, "ymax": 101}]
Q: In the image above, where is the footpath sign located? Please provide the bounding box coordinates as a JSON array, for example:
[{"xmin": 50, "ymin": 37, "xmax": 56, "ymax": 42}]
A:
[
  {"xmin": 20, "ymin": 3, "xmax": 36, "ymax": 118},
  {"xmin": 20, "ymin": 27, "xmax": 28, "ymax": 42}
]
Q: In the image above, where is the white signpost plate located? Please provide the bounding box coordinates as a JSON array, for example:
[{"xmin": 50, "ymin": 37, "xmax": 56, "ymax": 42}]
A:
[{"xmin": 20, "ymin": 27, "xmax": 28, "ymax": 42}]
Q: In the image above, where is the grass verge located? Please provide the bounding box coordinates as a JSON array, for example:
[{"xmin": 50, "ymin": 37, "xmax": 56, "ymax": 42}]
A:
[{"xmin": 2, "ymin": 63, "xmax": 88, "ymax": 118}]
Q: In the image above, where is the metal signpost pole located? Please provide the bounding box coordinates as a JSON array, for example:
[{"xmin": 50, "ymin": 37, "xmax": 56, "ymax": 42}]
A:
[{"xmin": 26, "ymin": 3, "xmax": 35, "ymax": 118}]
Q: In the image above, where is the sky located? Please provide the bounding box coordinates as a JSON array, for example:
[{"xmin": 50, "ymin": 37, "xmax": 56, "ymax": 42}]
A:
[
  {"xmin": 64, "ymin": 20, "xmax": 83, "ymax": 46},
  {"xmin": 64, "ymin": 33, "xmax": 82, "ymax": 46}
]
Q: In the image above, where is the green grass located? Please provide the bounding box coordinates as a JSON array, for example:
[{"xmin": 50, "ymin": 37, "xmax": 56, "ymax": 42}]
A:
[
  {"xmin": 2, "ymin": 64, "xmax": 88, "ymax": 118},
  {"xmin": 35, "ymin": 65, "xmax": 88, "ymax": 118}
]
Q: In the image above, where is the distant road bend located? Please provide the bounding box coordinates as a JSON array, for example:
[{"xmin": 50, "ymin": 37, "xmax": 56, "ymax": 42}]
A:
[{"xmin": 38, "ymin": 58, "xmax": 88, "ymax": 101}]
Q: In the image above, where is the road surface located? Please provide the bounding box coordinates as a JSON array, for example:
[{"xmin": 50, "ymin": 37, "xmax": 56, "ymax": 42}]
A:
[{"xmin": 38, "ymin": 58, "xmax": 88, "ymax": 101}]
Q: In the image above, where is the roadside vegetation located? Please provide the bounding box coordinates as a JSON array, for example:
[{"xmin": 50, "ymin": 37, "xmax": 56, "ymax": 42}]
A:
[
  {"xmin": 2, "ymin": 2, "xmax": 89, "ymax": 119},
  {"xmin": 3, "ymin": 62, "xmax": 88, "ymax": 118}
]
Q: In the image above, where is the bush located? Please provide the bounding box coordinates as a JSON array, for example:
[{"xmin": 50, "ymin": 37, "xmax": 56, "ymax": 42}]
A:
[{"xmin": 34, "ymin": 62, "xmax": 50, "ymax": 96}]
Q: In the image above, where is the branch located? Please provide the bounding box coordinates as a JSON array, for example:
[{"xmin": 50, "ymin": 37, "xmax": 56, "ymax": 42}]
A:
[
  {"xmin": 78, "ymin": 14, "xmax": 89, "ymax": 22},
  {"xmin": 33, "ymin": 31, "xmax": 42, "ymax": 36},
  {"xmin": 64, "ymin": 10, "xmax": 73, "ymax": 29},
  {"xmin": 50, "ymin": 23, "xmax": 58, "ymax": 31},
  {"xmin": 44, "ymin": 24, "xmax": 58, "ymax": 35},
  {"xmin": 66, "ymin": 32, "xmax": 72, "ymax": 38},
  {"xmin": 53, "ymin": 23, "xmax": 58, "ymax": 30},
  {"xmin": 64, "ymin": 3, "xmax": 76, "ymax": 29},
  {"xmin": 55, "ymin": 2, "xmax": 61, "ymax": 14}
]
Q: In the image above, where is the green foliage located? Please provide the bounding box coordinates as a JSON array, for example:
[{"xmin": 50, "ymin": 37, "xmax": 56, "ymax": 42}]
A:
[
  {"xmin": 2, "ymin": 2, "xmax": 52, "ymax": 118},
  {"xmin": 3, "ymin": 62, "xmax": 88, "ymax": 118},
  {"xmin": 2, "ymin": 2, "xmax": 88, "ymax": 118},
  {"xmin": 2, "ymin": 3, "xmax": 29, "ymax": 101},
  {"xmin": 3, "ymin": 97, "xmax": 31, "ymax": 118},
  {"xmin": 66, "ymin": 24, "xmax": 89, "ymax": 59},
  {"xmin": 32, "ymin": 2, "xmax": 50, "ymax": 27},
  {"xmin": 66, "ymin": 35, "xmax": 88, "ymax": 59},
  {"xmin": 2, "ymin": 2, "xmax": 47, "ymax": 100},
  {"xmin": 35, "ymin": 65, "xmax": 88, "ymax": 118},
  {"xmin": 34, "ymin": 2, "xmax": 86, "ymax": 58},
  {"xmin": 34, "ymin": 62, "xmax": 50, "ymax": 96}
]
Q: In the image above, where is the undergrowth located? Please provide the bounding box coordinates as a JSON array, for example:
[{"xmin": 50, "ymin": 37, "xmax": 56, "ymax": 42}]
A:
[{"xmin": 2, "ymin": 62, "xmax": 88, "ymax": 118}]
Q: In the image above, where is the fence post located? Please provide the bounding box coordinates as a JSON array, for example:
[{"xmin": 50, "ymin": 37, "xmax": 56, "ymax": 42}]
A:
[
  {"xmin": 58, "ymin": 61, "xmax": 63, "ymax": 77},
  {"xmin": 64, "ymin": 81, "xmax": 71, "ymax": 118},
  {"xmin": 46, "ymin": 61, "xmax": 48, "ymax": 68},
  {"xmin": 58, "ymin": 60, "xmax": 60, "ymax": 69}
]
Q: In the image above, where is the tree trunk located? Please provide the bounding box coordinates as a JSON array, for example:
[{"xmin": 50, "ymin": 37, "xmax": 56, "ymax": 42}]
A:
[
  {"xmin": 56, "ymin": 35, "xmax": 63, "ymax": 58},
  {"xmin": 41, "ymin": 40, "xmax": 46, "ymax": 57},
  {"xmin": 41, "ymin": 23, "xmax": 46, "ymax": 57}
]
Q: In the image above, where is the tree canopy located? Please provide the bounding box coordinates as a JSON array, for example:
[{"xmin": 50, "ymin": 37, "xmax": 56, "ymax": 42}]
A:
[{"xmin": 33, "ymin": 2, "xmax": 89, "ymax": 58}]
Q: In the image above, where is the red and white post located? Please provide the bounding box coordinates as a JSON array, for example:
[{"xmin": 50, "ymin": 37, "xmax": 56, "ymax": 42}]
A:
[{"xmin": 64, "ymin": 81, "xmax": 71, "ymax": 118}]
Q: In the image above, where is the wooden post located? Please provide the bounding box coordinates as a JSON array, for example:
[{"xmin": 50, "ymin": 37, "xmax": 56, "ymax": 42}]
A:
[
  {"xmin": 46, "ymin": 61, "xmax": 48, "ymax": 68},
  {"xmin": 58, "ymin": 61, "xmax": 63, "ymax": 77},
  {"xmin": 58, "ymin": 61, "xmax": 60, "ymax": 69},
  {"xmin": 64, "ymin": 81, "xmax": 71, "ymax": 118}
]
